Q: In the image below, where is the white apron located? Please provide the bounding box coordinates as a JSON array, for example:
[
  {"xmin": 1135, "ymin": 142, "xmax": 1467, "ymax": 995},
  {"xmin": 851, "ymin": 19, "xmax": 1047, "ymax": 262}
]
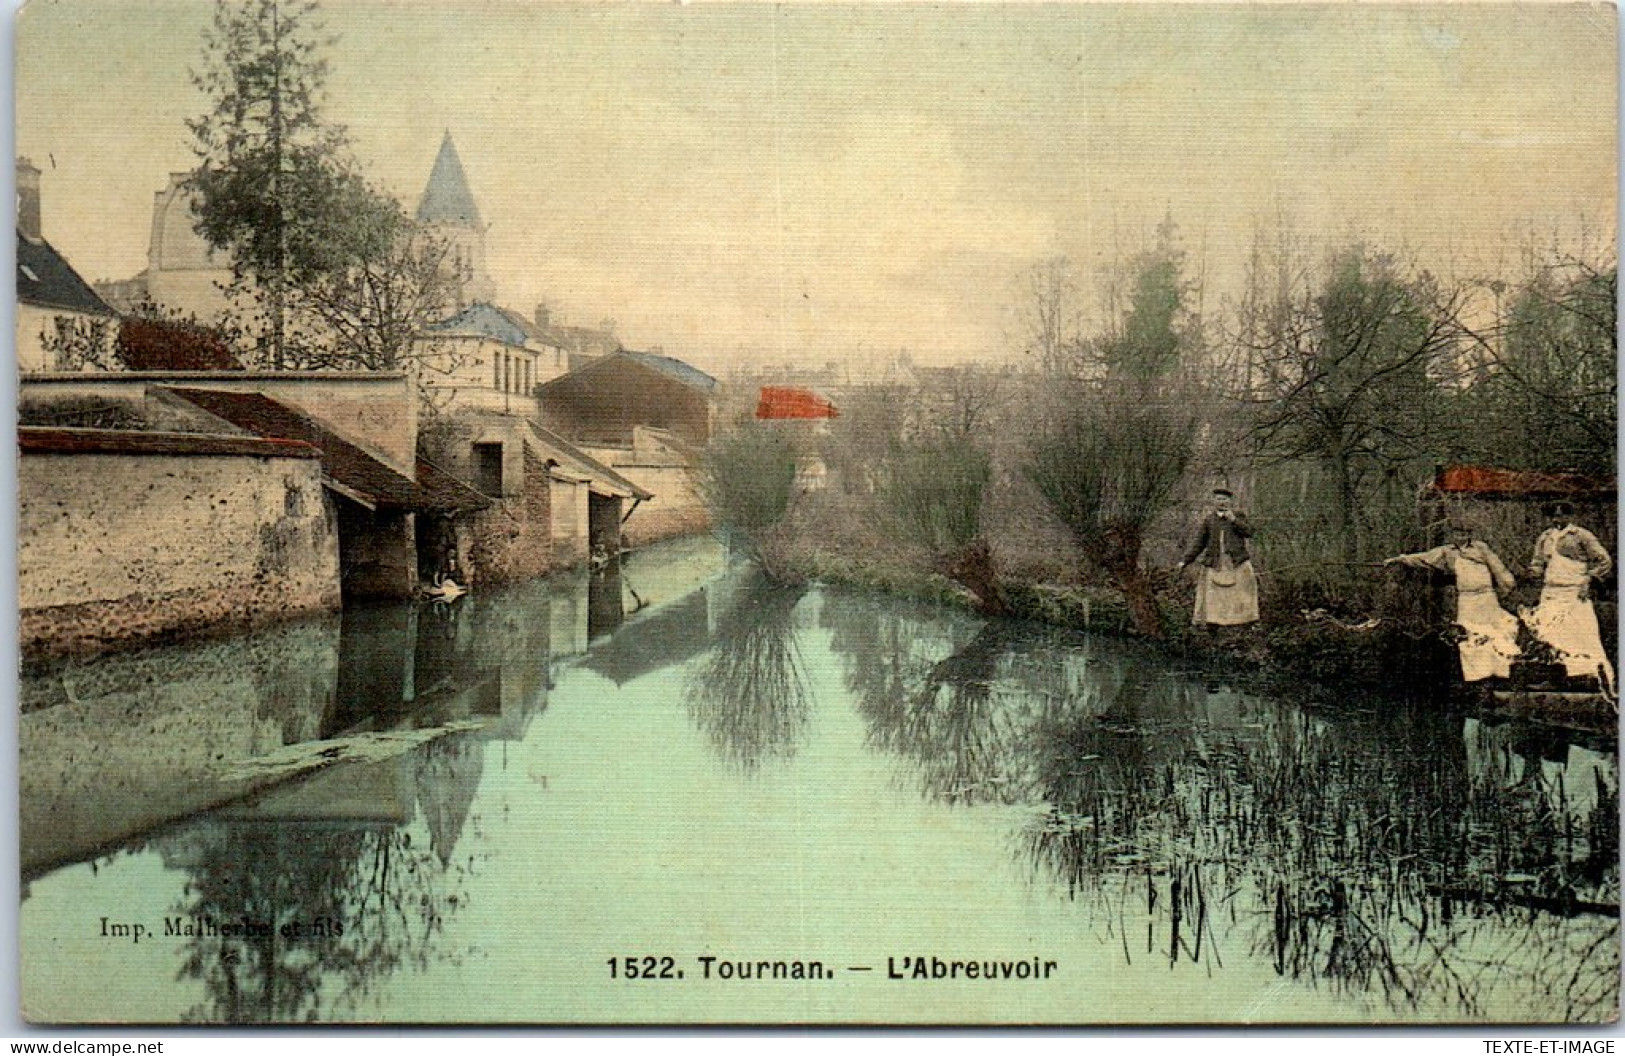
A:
[
  {"xmin": 1526, "ymin": 548, "xmax": 1616, "ymax": 696},
  {"xmin": 1192, "ymin": 553, "xmax": 1259, "ymax": 627},
  {"xmin": 1451, "ymin": 554, "xmax": 1521, "ymax": 683}
]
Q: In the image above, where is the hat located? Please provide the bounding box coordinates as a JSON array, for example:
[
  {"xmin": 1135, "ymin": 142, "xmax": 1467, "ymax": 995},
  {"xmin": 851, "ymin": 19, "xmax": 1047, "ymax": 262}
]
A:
[
  {"xmin": 1212, "ymin": 487, "xmax": 1234, "ymax": 499},
  {"xmin": 1545, "ymin": 500, "xmax": 1575, "ymax": 519}
]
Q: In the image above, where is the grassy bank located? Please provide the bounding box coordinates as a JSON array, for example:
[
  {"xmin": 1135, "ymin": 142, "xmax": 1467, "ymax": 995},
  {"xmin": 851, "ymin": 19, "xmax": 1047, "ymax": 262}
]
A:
[{"xmin": 768, "ymin": 529, "xmax": 1461, "ymax": 705}]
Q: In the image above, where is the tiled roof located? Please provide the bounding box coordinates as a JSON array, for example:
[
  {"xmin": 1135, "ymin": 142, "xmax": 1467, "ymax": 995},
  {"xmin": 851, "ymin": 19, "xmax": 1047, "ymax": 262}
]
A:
[
  {"xmin": 164, "ymin": 387, "xmax": 470, "ymax": 512},
  {"xmin": 524, "ymin": 420, "xmax": 653, "ymax": 501},
  {"xmin": 756, "ymin": 386, "xmax": 838, "ymax": 420},
  {"xmin": 416, "ymin": 132, "xmax": 481, "ymax": 226},
  {"xmin": 1429, "ymin": 465, "xmax": 1614, "ymax": 499},
  {"xmin": 536, "ymin": 350, "xmax": 718, "ymax": 396},
  {"xmin": 17, "ymin": 233, "xmax": 116, "ymax": 316},
  {"xmin": 19, "ymin": 426, "xmax": 319, "ymax": 460},
  {"xmin": 427, "ymin": 302, "xmax": 531, "ymax": 348}
]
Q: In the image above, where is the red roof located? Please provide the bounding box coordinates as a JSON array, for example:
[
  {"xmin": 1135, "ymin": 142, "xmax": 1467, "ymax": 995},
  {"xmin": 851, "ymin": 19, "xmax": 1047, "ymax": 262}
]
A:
[
  {"xmin": 756, "ymin": 386, "xmax": 838, "ymax": 420},
  {"xmin": 1429, "ymin": 464, "xmax": 1614, "ymax": 499}
]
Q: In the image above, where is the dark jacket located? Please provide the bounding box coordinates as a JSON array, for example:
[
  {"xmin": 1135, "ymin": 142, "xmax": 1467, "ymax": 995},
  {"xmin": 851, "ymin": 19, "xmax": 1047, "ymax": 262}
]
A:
[{"xmin": 1179, "ymin": 511, "xmax": 1253, "ymax": 568}]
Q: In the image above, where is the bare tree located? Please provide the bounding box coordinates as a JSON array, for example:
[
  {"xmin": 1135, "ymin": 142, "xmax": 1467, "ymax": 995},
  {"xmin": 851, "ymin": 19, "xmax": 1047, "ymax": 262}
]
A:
[
  {"xmin": 1447, "ymin": 252, "xmax": 1617, "ymax": 478},
  {"xmin": 1230, "ymin": 244, "xmax": 1457, "ymax": 563},
  {"xmin": 1024, "ymin": 256, "xmax": 1084, "ymax": 374},
  {"xmin": 282, "ymin": 220, "xmax": 467, "ymax": 371}
]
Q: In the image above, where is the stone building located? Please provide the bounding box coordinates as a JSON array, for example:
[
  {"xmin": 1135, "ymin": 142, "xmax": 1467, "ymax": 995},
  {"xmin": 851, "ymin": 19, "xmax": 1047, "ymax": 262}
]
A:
[
  {"xmin": 535, "ymin": 351, "xmax": 718, "ymax": 545},
  {"xmin": 98, "ymin": 132, "xmax": 499, "ymax": 326},
  {"xmin": 415, "ymin": 131, "xmax": 496, "ymax": 313},
  {"xmin": 17, "ymin": 372, "xmax": 486, "ymax": 620}
]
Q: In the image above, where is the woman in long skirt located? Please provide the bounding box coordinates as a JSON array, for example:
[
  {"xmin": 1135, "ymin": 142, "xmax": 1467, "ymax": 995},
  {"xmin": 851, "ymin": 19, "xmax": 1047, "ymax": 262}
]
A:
[
  {"xmin": 1524, "ymin": 502, "xmax": 1615, "ymax": 699},
  {"xmin": 1385, "ymin": 525, "xmax": 1520, "ymax": 683}
]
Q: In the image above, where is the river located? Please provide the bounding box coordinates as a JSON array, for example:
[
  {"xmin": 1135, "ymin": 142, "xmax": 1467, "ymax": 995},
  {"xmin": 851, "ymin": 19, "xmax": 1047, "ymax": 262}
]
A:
[{"xmin": 18, "ymin": 536, "xmax": 1619, "ymax": 1025}]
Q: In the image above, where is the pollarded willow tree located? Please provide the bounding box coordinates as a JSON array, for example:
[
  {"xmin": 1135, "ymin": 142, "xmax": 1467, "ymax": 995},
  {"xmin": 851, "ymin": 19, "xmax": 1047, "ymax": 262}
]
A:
[
  {"xmin": 1025, "ymin": 227, "xmax": 1205, "ymax": 638},
  {"xmin": 187, "ymin": 0, "xmax": 397, "ymax": 368}
]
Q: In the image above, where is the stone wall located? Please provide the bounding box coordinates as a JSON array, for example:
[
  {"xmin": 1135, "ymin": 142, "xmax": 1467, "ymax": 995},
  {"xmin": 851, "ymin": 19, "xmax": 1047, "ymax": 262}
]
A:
[
  {"xmin": 549, "ymin": 475, "xmax": 590, "ymax": 563},
  {"xmin": 19, "ymin": 614, "xmax": 340, "ymax": 874},
  {"xmin": 19, "ymin": 439, "xmax": 341, "ymax": 657},
  {"xmin": 19, "ymin": 372, "xmax": 418, "ymax": 475},
  {"xmin": 16, "ymin": 303, "xmax": 58, "ymax": 373},
  {"xmin": 623, "ymin": 504, "xmax": 712, "ymax": 549},
  {"xmin": 467, "ymin": 453, "xmax": 559, "ymax": 586},
  {"xmin": 580, "ymin": 439, "xmax": 709, "ymax": 549}
]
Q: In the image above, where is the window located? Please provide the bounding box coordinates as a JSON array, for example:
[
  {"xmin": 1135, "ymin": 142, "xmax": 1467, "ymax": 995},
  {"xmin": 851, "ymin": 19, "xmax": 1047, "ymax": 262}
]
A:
[
  {"xmin": 491, "ymin": 354, "xmax": 501, "ymax": 390},
  {"xmin": 473, "ymin": 442, "xmax": 504, "ymax": 496}
]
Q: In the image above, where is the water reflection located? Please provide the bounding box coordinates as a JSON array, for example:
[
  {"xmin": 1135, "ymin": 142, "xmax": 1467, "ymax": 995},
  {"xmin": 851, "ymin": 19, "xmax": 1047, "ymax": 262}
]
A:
[
  {"xmin": 684, "ymin": 568, "xmax": 810, "ymax": 772},
  {"xmin": 819, "ymin": 591, "xmax": 1620, "ymax": 1020},
  {"xmin": 19, "ymin": 540, "xmax": 1618, "ymax": 1024},
  {"xmin": 161, "ymin": 744, "xmax": 482, "ymax": 1023}
]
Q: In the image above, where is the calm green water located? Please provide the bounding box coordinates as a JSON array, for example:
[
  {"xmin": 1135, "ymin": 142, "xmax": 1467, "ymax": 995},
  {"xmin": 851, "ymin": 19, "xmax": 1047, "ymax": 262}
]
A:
[{"xmin": 19, "ymin": 536, "xmax": 1620, "ymax": 1024}]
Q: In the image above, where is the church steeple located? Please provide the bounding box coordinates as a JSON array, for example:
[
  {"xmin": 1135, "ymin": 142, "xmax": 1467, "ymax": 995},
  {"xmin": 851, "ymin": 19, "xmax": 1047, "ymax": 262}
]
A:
[
  {"xmin": 417, "ymin": 131, "xmax": 482, "ymax": 228},
  {"xmin": 416, "ymin": 131, "xmax": 496, "ymax": 312}
]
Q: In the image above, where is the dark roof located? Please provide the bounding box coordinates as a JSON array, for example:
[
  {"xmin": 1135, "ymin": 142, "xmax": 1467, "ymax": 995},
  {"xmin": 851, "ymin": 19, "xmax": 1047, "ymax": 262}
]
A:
[
  {"xmin": 1428, "ymin": 464, "xmax": 1615, "ymax": 500},
  {"xmin": 427, "ymin": 302, "xmax": 532, "ymax": 348},
  {"xmin": 526, "ymin": 420, "xmax": 654, "ymax": 501},
  {"xmin": 416, "ymin": 132, "xmax": 481, "ymax": 226},
  {"xmin": 417, "ymin": 456, "xmax": 492, "ymax": 513},
  {"xmin": 17, "ymin": 234, "xmax": 116, "ymax": 316},
  {"xmin": 494, "ymin": 306, "xmax": 546, "ymax": 345},
  {"xmin": 620, "ymin": 351, "xmax": 718, "ymax": 392},
  {"xmin": 536, "ymin": 350, "xmax": 718, "ymax": 396},
  {"xmin": 19, "ymin": 426, "xmax": 319, "ymax": 460},
  {"xmin": 164, "ymin": 387, "xmax": 468, "ymax": 512}
]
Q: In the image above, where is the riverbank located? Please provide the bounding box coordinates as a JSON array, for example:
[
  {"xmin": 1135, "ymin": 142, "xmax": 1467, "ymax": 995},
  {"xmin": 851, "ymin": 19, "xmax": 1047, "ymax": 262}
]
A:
[{"xmin": 767, "ymin": 531, "xmax": 1473, "ymax": 707}]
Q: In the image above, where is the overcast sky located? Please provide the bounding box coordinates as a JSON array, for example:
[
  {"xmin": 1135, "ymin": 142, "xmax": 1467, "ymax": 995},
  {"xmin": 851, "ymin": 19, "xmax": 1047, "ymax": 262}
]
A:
[{"xmin": 14, "ymin": 1, "xmax": 1618, "ymax": 372}]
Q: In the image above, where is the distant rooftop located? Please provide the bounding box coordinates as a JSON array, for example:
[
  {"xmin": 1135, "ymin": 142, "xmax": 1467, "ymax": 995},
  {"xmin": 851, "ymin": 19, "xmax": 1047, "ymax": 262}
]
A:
[{"xmin": 17, "ymin": 233, "xmax": 116, "ymax": 317}]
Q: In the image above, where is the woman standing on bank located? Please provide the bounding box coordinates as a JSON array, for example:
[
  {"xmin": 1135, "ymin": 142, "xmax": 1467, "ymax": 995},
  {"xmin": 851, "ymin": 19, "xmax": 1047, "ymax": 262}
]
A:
[
  {"xmin": 1176, "ymin": 488, "xmax": 1259, "ymax": 629},
  {"xmin": 1525, "ymin": 501, "xmax": 1615, "ymax": 699},
  {"xmin": 1384, "ymin": 522, "xmax": 1520, "ymax": 683}
]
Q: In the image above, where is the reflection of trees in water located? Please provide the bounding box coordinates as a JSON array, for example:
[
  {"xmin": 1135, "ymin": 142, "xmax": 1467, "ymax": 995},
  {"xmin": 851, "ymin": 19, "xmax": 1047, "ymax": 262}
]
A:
[
  {"xmin": 821, "ymin": 592, "xmax": 1618, "ymax": 1019},
  {"xmin": 824, "ymin": 592, "xmax": 1092, "ymax": 806},
  {"xmin": 1027, "ymin": 700, "xmax": 1619, "ymax": 1019},
  {"xmin": 163, "ymin": 737, "xmax": 485, "ymax": 1023},
  {"xmin": 684, "ymin": 573, "xmax": 810, "ymax": 772}
]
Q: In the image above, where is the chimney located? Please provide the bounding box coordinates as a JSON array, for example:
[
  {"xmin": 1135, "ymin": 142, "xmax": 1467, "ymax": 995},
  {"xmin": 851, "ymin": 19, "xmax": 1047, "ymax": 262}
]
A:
[
  {"xmin": 16, "ymin": 157, "xmax": 41, "ymax": 242},
  {"xmin": 534, "ymin": 304, "xmax": 551, "ymax": 330}
]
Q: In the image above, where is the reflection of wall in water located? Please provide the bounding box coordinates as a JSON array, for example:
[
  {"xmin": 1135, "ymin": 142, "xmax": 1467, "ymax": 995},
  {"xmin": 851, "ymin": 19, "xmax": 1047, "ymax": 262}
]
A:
[
  {"xmin": 585, "ymin": 591, "xmax": 712, "ymax": 686},
  {"xmin": 19, "ymin": 616, "xmax": 340, "ymax": 875},
  {"xmin": 587, "ymin": 565, "xmax": 625, "ymax": 641}
]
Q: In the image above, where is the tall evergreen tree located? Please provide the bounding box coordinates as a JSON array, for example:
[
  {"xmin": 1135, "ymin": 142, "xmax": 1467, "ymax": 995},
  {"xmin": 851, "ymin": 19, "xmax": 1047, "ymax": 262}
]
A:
[{"xmin": 186, "ymin": 0, "xmax": 394, "ymax": 367}]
